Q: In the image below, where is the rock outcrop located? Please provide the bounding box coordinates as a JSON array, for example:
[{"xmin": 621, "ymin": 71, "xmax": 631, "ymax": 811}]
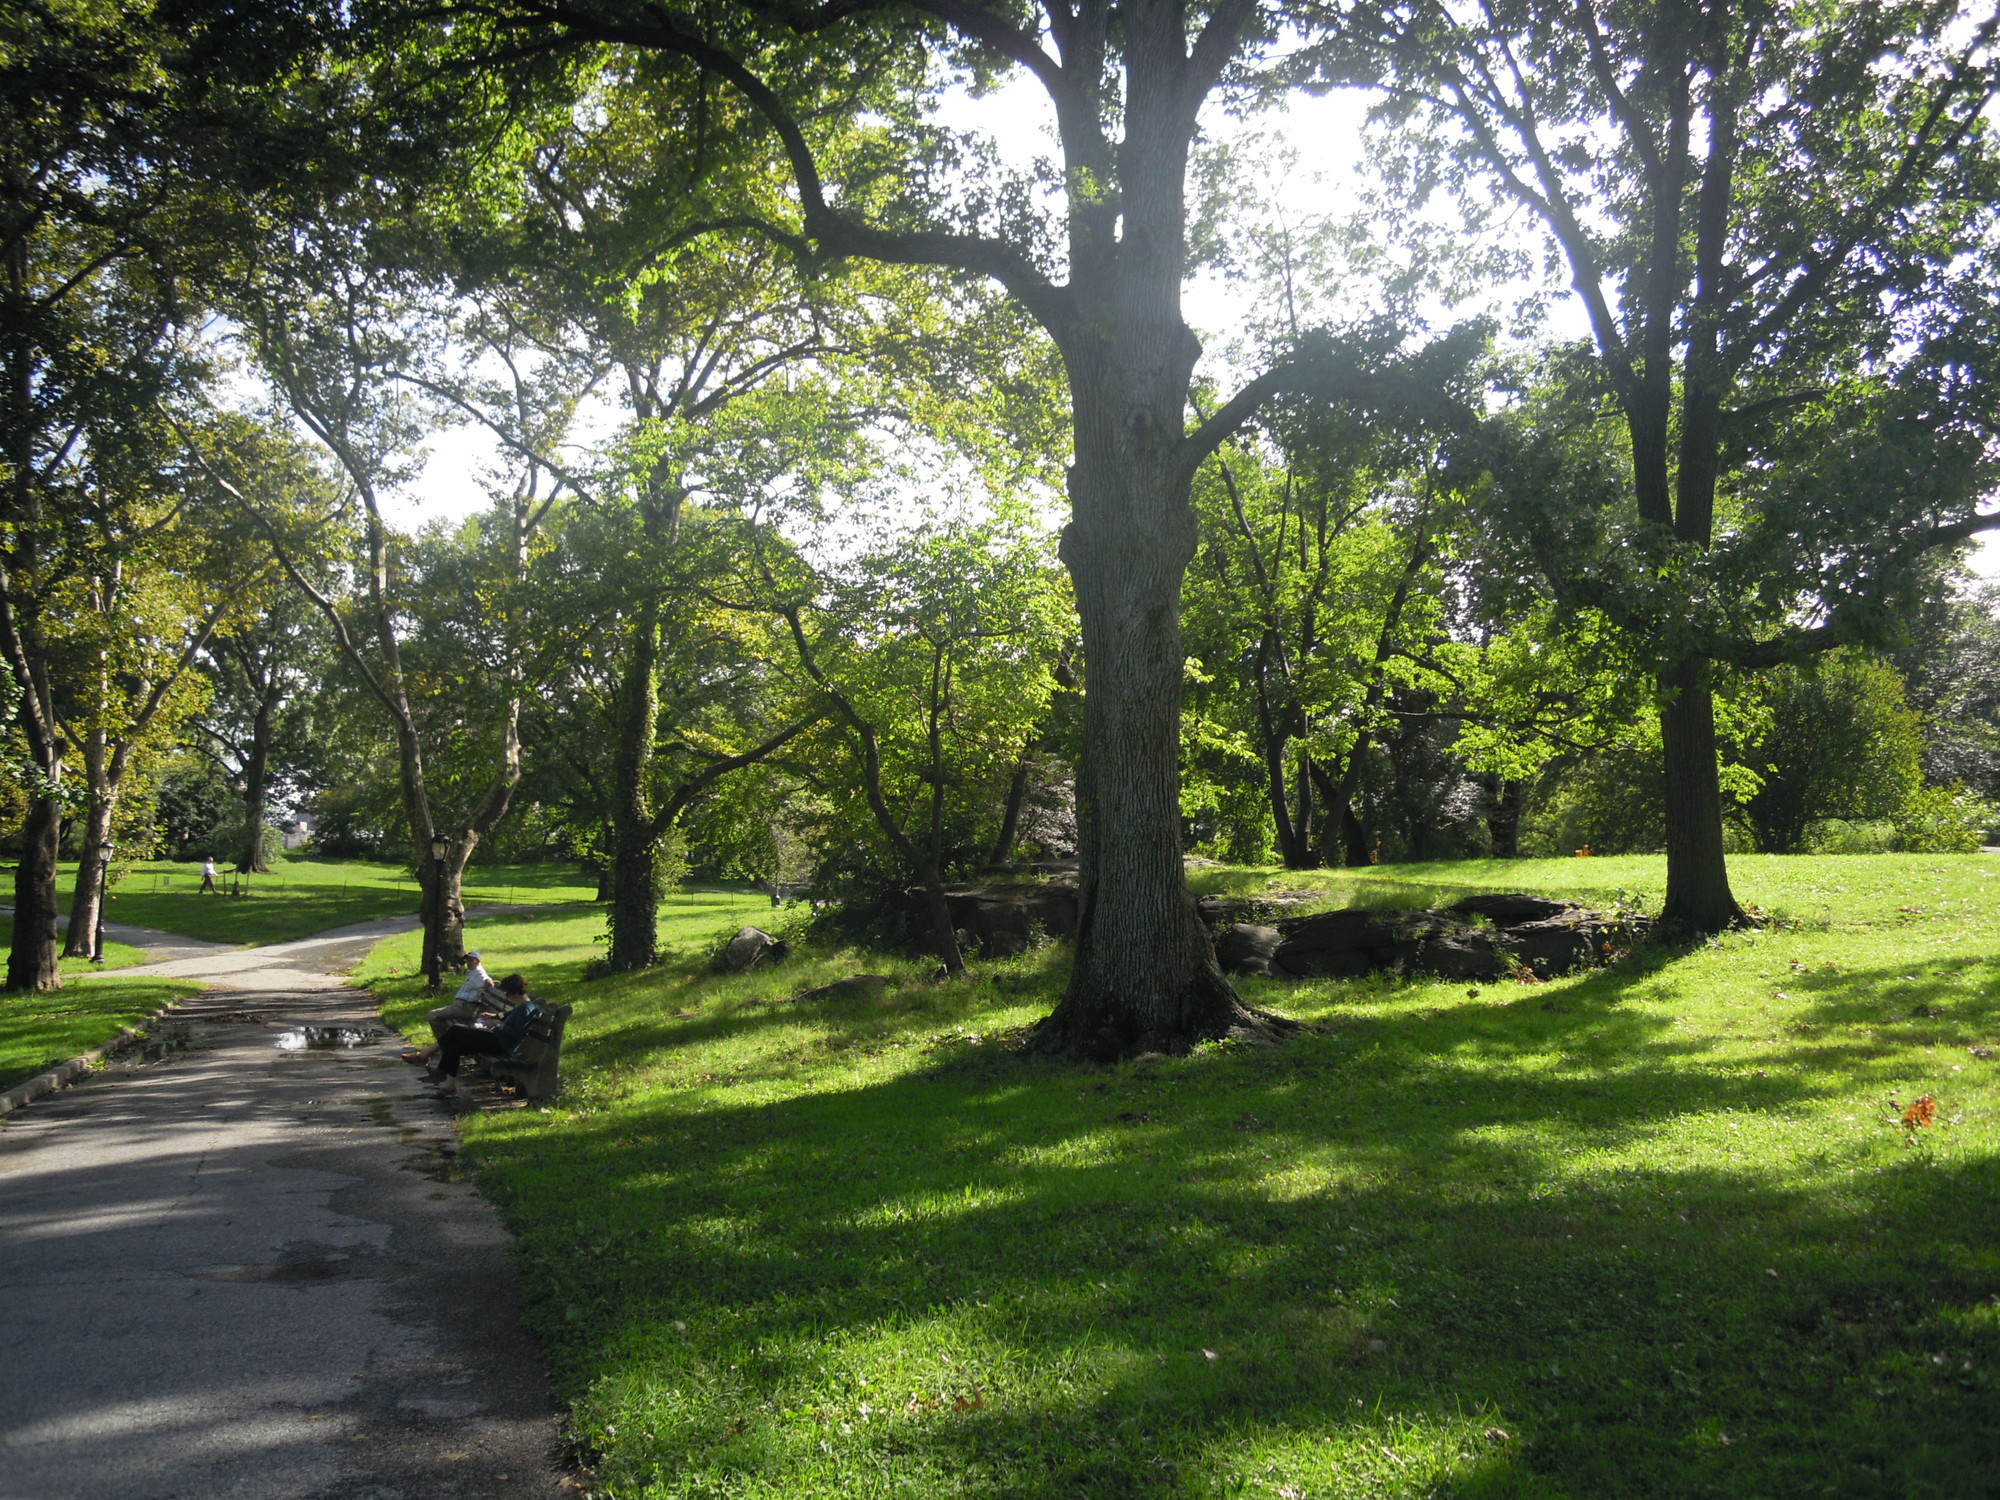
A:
[
  {"xmin": 926, "ymin": 880, "xmax": 1645, "ymax": 982},
  {"xmin": 1221, "ymin": 895, "xmax": 1646, "ymax": 982},
  {"xmin": 940, "ymin": 883, "xmax": 1079, "ymax": 956}
]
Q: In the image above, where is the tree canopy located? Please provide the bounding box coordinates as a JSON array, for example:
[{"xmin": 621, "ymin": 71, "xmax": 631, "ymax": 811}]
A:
[{"xmin": 2, "ymin": 0, "xmax": 1995, "ymax": 1041}]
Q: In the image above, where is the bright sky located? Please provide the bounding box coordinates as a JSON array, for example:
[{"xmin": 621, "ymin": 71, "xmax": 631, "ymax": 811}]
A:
[{"xmin": 386, "ymin": 68, "xmax": 2000, "ymax": 579}]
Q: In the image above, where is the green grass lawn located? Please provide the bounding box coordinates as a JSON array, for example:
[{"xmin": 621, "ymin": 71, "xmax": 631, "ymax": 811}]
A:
[
  {"xmin": 361, "ymin": 857, "xmax": 2000, "ymax": 1498},
  {"xmin": 0, "ymin": 976, "xmax": 202, "ymax": 1090},
  {"xmin": 71, "ymin": 854, "xmax": 600, "ymax": 947}
]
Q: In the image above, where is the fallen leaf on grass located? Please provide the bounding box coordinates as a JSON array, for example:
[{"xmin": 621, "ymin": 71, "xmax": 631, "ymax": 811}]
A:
[
  {"xmin": 1902, "ymin": 1095, "xmax": 1937, "ymax": 1130},
  {"xmin": 1483, "ymin": 1427, "xmax": 1511, "ymax": 1443}
]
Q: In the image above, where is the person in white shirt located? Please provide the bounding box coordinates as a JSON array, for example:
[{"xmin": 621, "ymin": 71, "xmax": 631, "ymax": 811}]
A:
[
  {"xmin": 198, "ymin": 857, "xmax": 219, "ymax": 895},
  {"xmin": 404, "ymin": 952, "xmax": 504, "ymax": 1064}
]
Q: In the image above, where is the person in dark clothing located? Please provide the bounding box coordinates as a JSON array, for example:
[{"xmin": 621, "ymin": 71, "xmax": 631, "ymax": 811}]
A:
[{"xmin": 428, "ymin": 974, "xmax": 540, "ymax": 1099}]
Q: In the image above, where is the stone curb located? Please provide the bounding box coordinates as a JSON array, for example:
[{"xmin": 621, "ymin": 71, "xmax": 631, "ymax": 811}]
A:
[{"xmin": 0, "ymin": 996, "xmax": 192, "ymax": 1120}]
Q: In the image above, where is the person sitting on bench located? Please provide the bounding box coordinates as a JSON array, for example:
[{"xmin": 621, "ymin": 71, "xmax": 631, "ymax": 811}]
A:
[
  {"xmin": 403, "ymin": 951, "xmax": 505, "ymax": 1065},
  {"xmin": 428, "ymin": 974, "xmax": 540, "ymax": 1099}
]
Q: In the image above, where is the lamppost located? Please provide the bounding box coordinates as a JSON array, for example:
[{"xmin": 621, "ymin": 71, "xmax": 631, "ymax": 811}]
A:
[
  {"xmin": 92, "ymin": 838, "xmax": 113, "ymax": 963},
  {"xmin": 426, "ymin": 833, "xmax": 449, "ymax": 992}
]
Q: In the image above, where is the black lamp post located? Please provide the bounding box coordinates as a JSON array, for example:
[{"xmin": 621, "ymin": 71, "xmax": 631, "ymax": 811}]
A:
[
  {"xmin": 426, "ymin": 833, "xmax": 449, "ymax": 991},
  {"xmin": 92, "ymin": 838, "xmax": 113, "ymax": 962}
]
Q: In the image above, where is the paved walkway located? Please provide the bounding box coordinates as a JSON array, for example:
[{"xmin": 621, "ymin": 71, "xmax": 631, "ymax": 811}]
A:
[{"xmin": 0, "ymin": 918, "xmax": 567, "ymax": 1499}]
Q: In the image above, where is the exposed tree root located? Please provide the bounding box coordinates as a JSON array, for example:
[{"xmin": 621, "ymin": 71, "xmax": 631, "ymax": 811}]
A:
[{"xmin": 1029, "ymin": 963, "xmax": 1301, "ymax": 1063}]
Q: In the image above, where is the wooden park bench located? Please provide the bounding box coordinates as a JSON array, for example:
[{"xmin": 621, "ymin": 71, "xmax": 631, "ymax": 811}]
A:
[{"xmin": 478, "ymin": 1002, "xmax": 572, "ymax": 1101}]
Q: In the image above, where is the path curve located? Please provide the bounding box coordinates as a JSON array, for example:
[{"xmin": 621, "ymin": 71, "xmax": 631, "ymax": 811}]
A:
[{"xmin": 0, "ymin": 911, "xmax": 567, "ymax": 1498}]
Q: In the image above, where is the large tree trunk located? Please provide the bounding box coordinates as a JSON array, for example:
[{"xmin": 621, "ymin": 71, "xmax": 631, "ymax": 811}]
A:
[
  {"xmin": 1038, "ymin": 397, "xmax": 1272, "ymax": 1055},
  {"xmin": 607, "ymin": 838, "xmax": 658, "ymax": 970},
  {"xmin": 61, "ymin": 776, "xmax": 113, "ymax": 959},
  {"xmin": 10, "ymin": 789, "xmax": 61, "ymax": 990},
  {"xmin": 1657, "ymin": 656, "xmax": 1744, "ymax": 931},
  {"xmin": 606, "ymin": 591, "xmax": 663, "ymax": 972},
  {"xmin": 1025, "ymin": 0, "xmax": 1294, "ymax": 1055},
  {"xmin": 237, "ymin": 690, "xmax": 276, "ymax": 872}
]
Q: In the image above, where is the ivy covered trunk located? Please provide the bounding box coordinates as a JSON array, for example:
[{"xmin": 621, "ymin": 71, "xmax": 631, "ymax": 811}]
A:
[
  {"xmin": 237, "ymin": 690, "xmax": 276, "ymax": 873},
  {"xmin": 604, "ymin": 479, "xmax": 677, "ymax": 974}
]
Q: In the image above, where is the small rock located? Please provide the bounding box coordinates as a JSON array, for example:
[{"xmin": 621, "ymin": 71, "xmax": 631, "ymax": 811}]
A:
[
  {"xmin": 1215, "ymin": 923, "xmax": 1282, "ymax": 976},
  {"xmin": 715, "ymin": 927, "xmax": 787, "ymax": 973}
]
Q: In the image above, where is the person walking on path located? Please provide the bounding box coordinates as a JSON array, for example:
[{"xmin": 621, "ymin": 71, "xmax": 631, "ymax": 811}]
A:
[{"xmin": 198, "ymin": 856, "xmax": 220, "ymax": 895}]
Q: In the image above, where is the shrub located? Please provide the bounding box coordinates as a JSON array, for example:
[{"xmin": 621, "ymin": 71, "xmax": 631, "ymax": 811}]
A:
[{"xmin": 1890, "ymin": 782, "xmax": 1997, "ymax": 853}]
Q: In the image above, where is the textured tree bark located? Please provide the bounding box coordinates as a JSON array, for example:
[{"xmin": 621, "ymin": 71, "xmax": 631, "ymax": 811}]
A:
[
  {"xmin": 62, "ymin": 740, "xmax": 114, "ymax": 958},
  {"xmin": 1036, "ymin": 343, "xmax": 1277, "ymax": 1053},
  {"xmin": 237, "ymin": 690, "xmax": 276, "ymax": 872},
  {"xmin": 10, "ymin": 793, "xmax": 61, "ymax": 990},
  {"xmin": 1656, "ymin": 656, "xmax": 1742, "ymax": 931},
  {"xmin": 606, "ymin": 591, "xmax": 663, "ymax": 971},
  {"xmin": 1043, "ymin": 488, "xmax": 1254, "ymax": 1054}
]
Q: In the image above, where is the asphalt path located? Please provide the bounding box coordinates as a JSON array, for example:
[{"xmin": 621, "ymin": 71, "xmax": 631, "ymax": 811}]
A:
[{"xmin": 0, "ymin": 916, "xmax": 568, "ymax": 1499}]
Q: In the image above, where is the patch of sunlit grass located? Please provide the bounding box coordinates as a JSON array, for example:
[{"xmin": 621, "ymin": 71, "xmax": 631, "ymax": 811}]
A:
[
  {"xmin": 0, "ymin": 977, "xmax": 201, "ymax": 1089},
  {"xmin": 359, "ymin": 858, "xmax": 2000, "ymax": 1498}
]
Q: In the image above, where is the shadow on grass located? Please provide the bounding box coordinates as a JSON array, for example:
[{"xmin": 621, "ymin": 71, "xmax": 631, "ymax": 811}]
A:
[{"xmin": 449, "ymin": 938, "xmax": 2000, "ymax": 1499}]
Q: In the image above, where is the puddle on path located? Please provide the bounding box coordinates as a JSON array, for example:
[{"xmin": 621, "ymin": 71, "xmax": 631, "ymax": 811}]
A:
[{"xmin": 274, "ymin": 1026, "xmax": 386, "ymax": 1051}]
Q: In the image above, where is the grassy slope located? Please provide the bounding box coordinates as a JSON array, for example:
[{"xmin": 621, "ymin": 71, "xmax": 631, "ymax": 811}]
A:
[
  {"xmin": 363, "ymin": 858, "xmax": 2000, "ymax": 1499},
  {"xmin": 0, "ymin": 916, "xmax": 176, "ymax": 1087},
  {"xmin": 78, "ymin": 855, "xmax": 597, "ymax": 946},
  {"xmin": 0, "ymin": 977, "xmax": 202, "ymax": 1090}
]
